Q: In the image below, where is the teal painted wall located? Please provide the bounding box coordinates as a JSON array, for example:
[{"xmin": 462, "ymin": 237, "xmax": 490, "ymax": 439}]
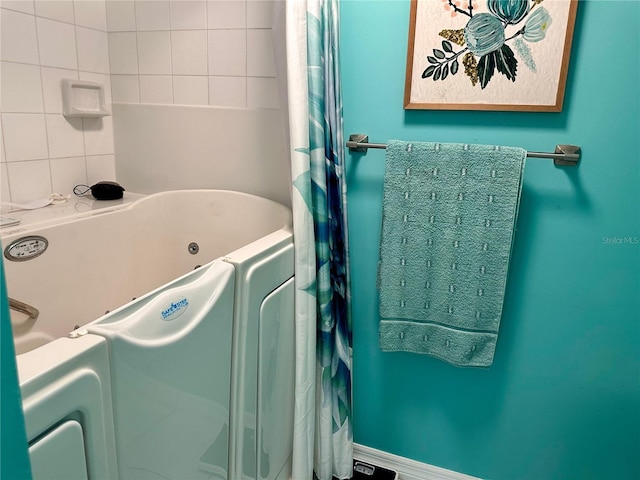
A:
[
  {"xmin": 341, "ymin": 1, "xmax": 640, "ymax": 479},
  {"xmin": 0, "ymin": 259, "xmax": 32, "ymax": 479}
]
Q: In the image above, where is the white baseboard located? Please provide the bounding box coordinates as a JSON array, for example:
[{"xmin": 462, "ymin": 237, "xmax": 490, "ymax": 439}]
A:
[{"xmin": 354, "ymin": 444, "xmax": 481, "ymax": 480}]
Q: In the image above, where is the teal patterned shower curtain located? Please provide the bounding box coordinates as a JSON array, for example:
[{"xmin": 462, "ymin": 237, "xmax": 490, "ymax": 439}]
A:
[{"xmin": 285, "ymin": 1, "xmax": 352, "ymax": 479}]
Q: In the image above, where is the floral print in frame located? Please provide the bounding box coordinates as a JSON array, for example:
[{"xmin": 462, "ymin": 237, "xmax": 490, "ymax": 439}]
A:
[{"xmin": 404, "ymin": 0, "xmax": 578, "ymax": 111}]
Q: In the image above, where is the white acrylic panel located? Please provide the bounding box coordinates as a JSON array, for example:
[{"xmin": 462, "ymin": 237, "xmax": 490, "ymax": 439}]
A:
[
  {"xmin": 112, "ymin": 103, "xmax": 291, "ymax": 207},
  {"xmin": 18, "ymin": 335, "xmax": 119, "ymax": 479},
  {"xmin": 87, "ymin": 261, "xmax": 235, "ymax": 480},
  {"xmin": 29, "ymin": 420, "xmax": 89, "ymax": 480},
  {"xmin": 257, "ymin": 278, "xmax": 295, "ymax": 480}
]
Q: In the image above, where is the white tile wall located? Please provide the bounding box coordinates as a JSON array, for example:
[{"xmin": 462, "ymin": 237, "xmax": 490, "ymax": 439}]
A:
[
  {"xmin": 83, "ymin": 117, "xmax": 114, "ymax": 156},
  {"xmin": 138, "ymin": 31, "xmax": 172, "ymax": 74},
  {"xmin": 139, "ymin": 75, "xmax": 173, "ymax": 103},
  {"xmin": 208, "ymin": 29, "xmax": 246, "ymax": 75},
  {"xmin": 6, "ymin": 160, "xmax": 52, "ymax": 204},
  {"xmin": 247, "ymin": 28, "xmax": 276, "ymax": 77},
  {"xmin": 35, "ymin": 0, "xmax": 75, "ymax": 24},
  {"xmin": 1, "ymin": 62, "xmax": 44, "ymax": 113},
  {"xmin": 171, "ymin": 30, "xmax": 207, "ymax": 75},
  {"xmin": 45, "ymin": 115, "xmax": 85, "ymax": 158},
  {"xmin": 106, "ymin": 0, "xmax": 135, "ymax": 31},
  {"xmin": 104, "ymin": 0, "xmax": 280, "ymax": 110},
  {"xmin": 86, "ymin": 154, "xmax": 116, "ymax": 184},
  {"xmin": 1, "ymin": 9, "xmax": 39, "ymax": 64},
  {"xmin": 1, "ymin": 163, "xmax": 10, "ymax": 203},
  {"xmin": 1, "ymin": 114, "xmax": 49, "ymax": 161},
  {"xmin": 209, "ymin": 75, "xmax": 246, "ymax": 107},
  {"xmin": 1, "ymin": 0, "xmax": 283, "ymax": 205},
  {"xmin": 247, "ymin": 0, "xmax": 275, "ymax": 28},
  {"xmin": 173, "ymin": 75, "xmax": 208, "ymax": 105},
  {"xmin": 2, "ymin": 0, "xmax": 34, "ymax": 15},
  {"xmin": 0, "ymin": 118, "xmax": 5, "ymax": 162},
  {"xmin": 50, "ymin": 156, "xmax": 87, "ymax": 193},
  {"xmin": 247, "ymin": 76, "xmax": 278, "ymax": 109},
  {"xmin": 108, "ymin": 32, "xmax": 139, "ymax": 73},
  {"xmin": 135, "ymin": 0, "xmax": 170, "ymax": 31},
  {"xmin": 74, "ymin": 0, "xmax": 108, "ymax": 31},
  {"xmin": 77, "ymin": 27, "xmax": 110, "ymax": 74},
  {"xmin": 37, "ymin": 17, "xmax": 79, "ymax": 70},
  {"xmin": 207, "ymin": 0, "xmax": 245, "ymax": 29},
  {"xmin": 171, "ymin": 0, "xmax": 206, "ymax": 30},
  {"xmin": 0, "ymin": 2, "xmax": 116, "ymax": 205},
  {"xmin": 111, "ymin": 74, "xmax": 140, "ymax": 102}
]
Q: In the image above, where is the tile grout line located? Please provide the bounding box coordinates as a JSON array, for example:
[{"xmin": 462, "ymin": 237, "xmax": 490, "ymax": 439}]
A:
[
  {"xmin": 32, "ymin": 2, "xmax": 54, "ymax": 198},
  {"xmin": 71, "ymin": 0, "xmax": 90, "ymax": 189}
]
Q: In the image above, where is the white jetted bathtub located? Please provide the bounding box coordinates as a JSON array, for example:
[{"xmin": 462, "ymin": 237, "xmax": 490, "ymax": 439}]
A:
[{"xmin": 2, "ymin": 190, "xmax": 294, "ymax": 480}]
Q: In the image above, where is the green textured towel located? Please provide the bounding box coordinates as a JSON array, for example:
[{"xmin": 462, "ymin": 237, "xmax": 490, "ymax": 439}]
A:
[{"xmin": 378, "ymin": 141, "xmax": 526, "ymax": 367}]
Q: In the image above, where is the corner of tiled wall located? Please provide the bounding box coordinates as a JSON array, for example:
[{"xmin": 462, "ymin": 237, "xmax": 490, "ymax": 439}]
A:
[
  {"xmin": 0, "ymin": 0, "xmax": 116, "ymax": 205},
  {"xmin": 1, "ymin": 0, "xmax": 281, "ymax": 206}
]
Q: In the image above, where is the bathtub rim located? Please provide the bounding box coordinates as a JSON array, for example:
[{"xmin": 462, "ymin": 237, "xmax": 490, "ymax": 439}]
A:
[
  {"xmin": 1, "ymin": 189, "xmax": 292, "ymax": 239},
  {"xmin": 7, "ymin": 189, "xmax": 292, "ymax": 360}
]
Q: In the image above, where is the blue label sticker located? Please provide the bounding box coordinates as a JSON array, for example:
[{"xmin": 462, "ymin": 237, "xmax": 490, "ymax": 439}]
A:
[{"xmin": 160, "ymin": 297, "xmax": 189, "ymax": 320}]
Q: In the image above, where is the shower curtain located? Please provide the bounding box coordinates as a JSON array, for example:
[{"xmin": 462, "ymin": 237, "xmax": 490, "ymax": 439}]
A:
[{"xmin": 285, "ymin": 1, "xmax": 353, "ymax": 479}]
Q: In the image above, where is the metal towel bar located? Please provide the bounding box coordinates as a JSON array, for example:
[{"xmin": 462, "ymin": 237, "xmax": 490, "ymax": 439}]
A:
[{"xmin": 346, "ymin": 134, "xmax": 581, "ymax": 166}]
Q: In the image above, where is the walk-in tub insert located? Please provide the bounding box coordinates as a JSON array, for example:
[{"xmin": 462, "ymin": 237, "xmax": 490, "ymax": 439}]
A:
[{"xmin": 3, "ymin": 190, "xmax": 294, "ymax": 480}]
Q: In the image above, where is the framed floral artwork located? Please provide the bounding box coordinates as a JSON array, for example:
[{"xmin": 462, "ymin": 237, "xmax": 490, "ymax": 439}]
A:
[{"xmin": 404, "ymin": 0, "xmax": 578, "ymax": 111}]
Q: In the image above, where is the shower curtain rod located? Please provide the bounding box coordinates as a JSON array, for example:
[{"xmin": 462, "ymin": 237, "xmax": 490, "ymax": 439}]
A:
[{"xmin": 346, "ymin": 134, "xmax": 582, "ymax": 166}]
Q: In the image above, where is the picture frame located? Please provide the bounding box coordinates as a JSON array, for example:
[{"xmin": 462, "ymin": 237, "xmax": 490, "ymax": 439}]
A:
[{"xmin": 404, "ymin": 0, "xmax": 578, "ymax": 111}]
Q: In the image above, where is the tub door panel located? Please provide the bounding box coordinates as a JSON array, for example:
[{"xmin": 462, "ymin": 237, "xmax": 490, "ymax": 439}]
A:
[
  {"xmin": 88, "ymin": 260, "xmax": 235, "ymax": 480},
  {"xmin": 257, "ymin": 277, "xmax": 295, "ymax": 480},
  {"xmin": 29, "ymin": 420, "xmax": 88, "ymax": 480}
]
